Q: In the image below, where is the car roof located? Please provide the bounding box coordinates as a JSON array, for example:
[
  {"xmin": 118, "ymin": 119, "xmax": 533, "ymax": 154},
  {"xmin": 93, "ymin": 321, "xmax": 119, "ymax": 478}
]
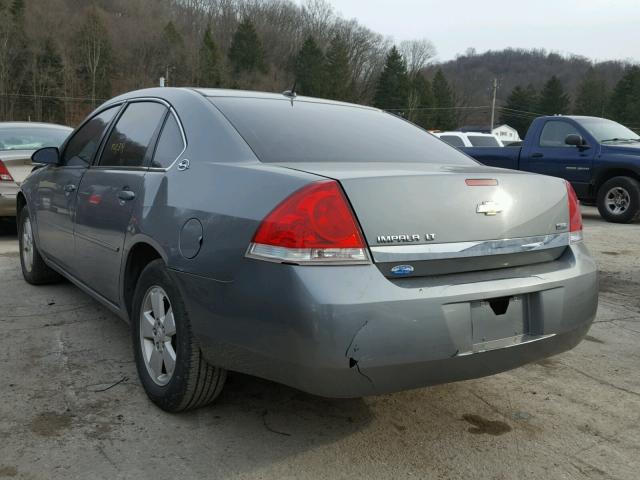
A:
[
  {"xmin": 105, "ymin": 87, "xmax": 379, "ymax": 112},
  {"xmin": 0, "ymin": 122, "xmax": 72, "ymax": 130}
]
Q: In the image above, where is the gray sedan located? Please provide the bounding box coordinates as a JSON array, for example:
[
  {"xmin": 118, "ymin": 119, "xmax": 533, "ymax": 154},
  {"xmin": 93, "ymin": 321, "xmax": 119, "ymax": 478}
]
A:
[
  {"xmin": 0, "ymin": 122, "xmax": 72, "ymax": 218},
  {"xmin": 18, "ymin": 88, "xmax": 598, "ymax": 412}
]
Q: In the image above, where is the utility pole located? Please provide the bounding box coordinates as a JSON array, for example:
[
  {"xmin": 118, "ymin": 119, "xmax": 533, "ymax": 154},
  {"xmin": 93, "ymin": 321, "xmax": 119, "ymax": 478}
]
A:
[{"xmin": 490, "ymin": 77, "xmax": 498, "ymax": 131}]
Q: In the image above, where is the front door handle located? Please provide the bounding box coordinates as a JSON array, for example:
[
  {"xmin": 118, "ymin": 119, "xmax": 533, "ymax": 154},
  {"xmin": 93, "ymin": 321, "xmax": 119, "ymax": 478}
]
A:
[
  {"xmin": 117, "ymin": 190, "xmax": 136, "ymax": 201},
  {"xmin": 64, "ymin": 184, "xmax": 77, "ymax": 193},
  {"xmin": 531, "ymin": 153, "xmax": 544, "ymax": 158}
]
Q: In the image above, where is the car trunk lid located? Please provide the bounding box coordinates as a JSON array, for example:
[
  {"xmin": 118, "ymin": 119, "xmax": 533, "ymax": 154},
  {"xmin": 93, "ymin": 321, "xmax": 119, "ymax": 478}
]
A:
[
  {"xmin": 275, "ymin": 162, "xmax": 570, "ymax": 276},
  {"xmin": 0, "ymin": 150, "xmax": 35, "ymax": 185}
]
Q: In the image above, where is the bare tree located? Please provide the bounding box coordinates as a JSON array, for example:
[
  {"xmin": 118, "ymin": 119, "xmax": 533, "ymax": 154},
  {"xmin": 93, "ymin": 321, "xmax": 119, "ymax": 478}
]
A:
[{"xmin": 399, "ymin": 38, "xmax": 436, "ymax": 78}]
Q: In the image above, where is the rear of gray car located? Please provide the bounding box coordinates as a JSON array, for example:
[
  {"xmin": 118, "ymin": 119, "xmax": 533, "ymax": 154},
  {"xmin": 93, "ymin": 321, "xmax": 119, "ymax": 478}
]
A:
[{"xmin": 18, "ymin": 88, "xmax": 598, "ymax": 410}]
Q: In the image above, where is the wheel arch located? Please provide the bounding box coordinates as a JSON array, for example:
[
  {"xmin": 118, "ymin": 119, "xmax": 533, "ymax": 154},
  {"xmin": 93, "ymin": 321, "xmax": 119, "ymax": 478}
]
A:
[
  {"xmin": 16, "ymin": 191, "xmax": 27, "ymax": 215},
  {"xmin": 122, "ymin": 241, "xmax": 166, "ymax": 321},
  {"xmin": 594, "ymin": 168, "xmax": 640, "ymax": 194}
]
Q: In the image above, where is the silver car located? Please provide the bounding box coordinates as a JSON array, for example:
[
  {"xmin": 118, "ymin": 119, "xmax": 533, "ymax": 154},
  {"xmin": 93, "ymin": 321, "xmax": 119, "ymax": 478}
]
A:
[
  {"xmin": 0, "ymin": 122, "xmax": 72, "ymax": 218},
  {"xmin": 18, "ymin": 88, "xmax": 598, "ymax": 412}
]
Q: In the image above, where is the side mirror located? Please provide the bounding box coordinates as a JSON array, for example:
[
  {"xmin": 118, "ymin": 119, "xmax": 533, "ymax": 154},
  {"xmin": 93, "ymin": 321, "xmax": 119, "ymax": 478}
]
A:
[
  {"xmin": 32, "ymin": 147, "xmax": 61, "ymax": 166},
  {"xmin": 565, "ymin": 134, "xmax": 586, "ymax": 148}
]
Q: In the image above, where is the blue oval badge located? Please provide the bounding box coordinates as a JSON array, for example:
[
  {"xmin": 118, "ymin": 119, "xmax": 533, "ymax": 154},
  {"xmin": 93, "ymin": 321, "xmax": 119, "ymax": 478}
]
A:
[{"xmin": 391, "ymin": 264, "xmax": 414, "ymax": 276}]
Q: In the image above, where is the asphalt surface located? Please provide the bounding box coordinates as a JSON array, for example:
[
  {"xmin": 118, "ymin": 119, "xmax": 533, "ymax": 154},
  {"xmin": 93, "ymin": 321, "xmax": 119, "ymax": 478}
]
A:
[{"xmin": 0, "ymin": 207, "xmax": 638, "ymax": 480}]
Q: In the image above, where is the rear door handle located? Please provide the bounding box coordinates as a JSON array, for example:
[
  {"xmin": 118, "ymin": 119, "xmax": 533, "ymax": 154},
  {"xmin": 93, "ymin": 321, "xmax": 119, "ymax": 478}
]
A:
[
  {"xmin": 531, "ymin": 153, "xmax": 544, "ymax": 158},
  {"xmin": 117, "ymin": 190, "xmax": 136, "ymax": 201}
]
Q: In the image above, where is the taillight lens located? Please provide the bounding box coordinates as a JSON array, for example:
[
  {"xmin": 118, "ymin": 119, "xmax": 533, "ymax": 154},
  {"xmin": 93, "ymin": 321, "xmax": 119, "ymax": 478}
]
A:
[
  {"xmin": 0, "ymin": 160, "xmax": 13, "ymax": 182},
  {"xmin": 247, "ymin": 180, "xmax": 370, "ymax": 264},
  {"xmin": 565, "ymin": 180, "xmax": 583, "ymax": 243}
]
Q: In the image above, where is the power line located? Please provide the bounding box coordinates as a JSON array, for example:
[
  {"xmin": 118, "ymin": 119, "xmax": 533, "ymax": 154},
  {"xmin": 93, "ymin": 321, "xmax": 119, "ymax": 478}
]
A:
[{"xmin": 0, "ymin": 93, "xmax": 107, "ymax": 102}]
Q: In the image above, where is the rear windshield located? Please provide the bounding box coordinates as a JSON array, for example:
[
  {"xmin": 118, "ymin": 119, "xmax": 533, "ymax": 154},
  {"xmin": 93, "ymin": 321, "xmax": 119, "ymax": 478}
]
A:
[
  {"xmin": 0, "ymin": 126, "xmax": 70, "ymax": 151},
  {"xmin": 210, "ymin": 97, "xmax": 475, "ymax": 165},
  {"xmin": 467, "ymin": 135, "xmax": 500, "ymax": 147}
]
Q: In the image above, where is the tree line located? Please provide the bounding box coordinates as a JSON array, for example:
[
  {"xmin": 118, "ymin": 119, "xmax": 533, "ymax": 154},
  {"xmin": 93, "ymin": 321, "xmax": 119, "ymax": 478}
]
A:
[
  {"xmin": 501, "ymin": 67, "xmax": 640, "ymax": 137},
  {"xmin": 0, "ymin": 0, "xmax": 638, "ymax": 134}
]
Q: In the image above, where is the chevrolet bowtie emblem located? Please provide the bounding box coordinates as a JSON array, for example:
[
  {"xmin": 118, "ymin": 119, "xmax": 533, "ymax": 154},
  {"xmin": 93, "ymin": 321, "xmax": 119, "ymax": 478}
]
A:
[{"xmin": 476, "ymin": 201, "xmax": 503, "ymax": 216}]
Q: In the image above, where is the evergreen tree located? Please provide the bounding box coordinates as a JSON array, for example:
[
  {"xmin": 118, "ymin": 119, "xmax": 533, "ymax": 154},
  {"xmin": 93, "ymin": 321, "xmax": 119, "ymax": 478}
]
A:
[
  {"xmin": 197, "ymin": 26, "xmax": 221, "ymax": 87},
  {"xmin": 373, "ymin": 46, "xmax": 409, "ymax": 112},
  {"xmin": 538, "ymin": 75, "xmax": 570, "ymax": 115},
  {"xmin": 574, "ymin": 68, "xmax": 608, "ymax": 116},
  {"xmin": 228, "ymin": 18, "xmax": 266, "ymax": 75},
  {"xmin": 31, "ymin": 37, "xmax": 64, "ymax": 122},
  {"xmin": 608, "ymin": 66, "xmax": 640, "ymax": 127},
  {"xmin": 324, "ymin": 35, "xmax": 352, "ymax": 101},
  {"xmin": 431, "ymin": 68, "xmax": 456, "ymax": 130},
  {"xmin": 160, "ymin": 21, "xmax": 188, "ymax": 86},
  {"xmin": 408, "ymin": 73, "xmax": 433, "ymax": 129},
  {"xmin": 500, "ymin": 84, "xmax": 538, "ymax": 137},
  {"xmin": 294, "ymin": 35, "xmax": 326, "ymax": 97}
]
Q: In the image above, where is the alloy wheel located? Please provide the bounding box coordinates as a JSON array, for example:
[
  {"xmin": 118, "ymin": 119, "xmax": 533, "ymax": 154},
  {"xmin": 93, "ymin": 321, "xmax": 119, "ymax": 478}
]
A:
[
  {"xmin": 139, "ymin": 286, "xmax": 178, "ymax": 386},
  {"xmin": 604, "ymin": 186, "xmax": 631, "ymax": 216},
  {"xmin": 22, "ymin": 216, "xmax": 34, "ymax": 273}
]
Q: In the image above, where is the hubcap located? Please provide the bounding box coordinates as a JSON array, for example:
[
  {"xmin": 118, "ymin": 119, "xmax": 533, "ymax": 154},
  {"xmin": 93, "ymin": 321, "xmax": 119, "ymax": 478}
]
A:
[
  {"xmin": 139, "ymin": 286, "xmax": 177, "ymax": 386},
  {"xmin": 22, "ymin": 217, "xmax": 34, "ymax": 273},
  {"xmin": 605, "ymin": 187, "xmax": 631, "ymax": 215}
]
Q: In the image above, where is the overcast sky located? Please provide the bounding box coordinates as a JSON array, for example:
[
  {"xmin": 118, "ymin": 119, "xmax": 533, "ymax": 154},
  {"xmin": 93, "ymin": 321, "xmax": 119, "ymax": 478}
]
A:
[{"xmin": 323, "ymin": 0, "xmax": 639, "ymax": 63}]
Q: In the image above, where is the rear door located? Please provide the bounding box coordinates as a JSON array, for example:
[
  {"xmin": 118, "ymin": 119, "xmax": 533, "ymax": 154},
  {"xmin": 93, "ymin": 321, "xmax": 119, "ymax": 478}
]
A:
[
  {"xmin": 521, "ymin": 119, "xmax": 595, "ymax": 196},
  {"xmin": 34, "ymin": 107, "xmax": 120, "ymax": 272},
  {"xmin": 73, "ymin": 101, "xmax": 168, "ymax": 304}
]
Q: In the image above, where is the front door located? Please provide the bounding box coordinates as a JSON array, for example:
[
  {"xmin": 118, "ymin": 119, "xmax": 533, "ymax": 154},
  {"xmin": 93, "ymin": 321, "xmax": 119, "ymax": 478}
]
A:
[
  {"xmin": 73, "ymin": 101, "xmax": 168, "ymax": 304},
  {"xmin": 35, "ymin": 106, "xmax": 120, "ymax": 273},
  {"xmin": 522, "ymin": 119, "xmax": 595, "ymax": 197}
]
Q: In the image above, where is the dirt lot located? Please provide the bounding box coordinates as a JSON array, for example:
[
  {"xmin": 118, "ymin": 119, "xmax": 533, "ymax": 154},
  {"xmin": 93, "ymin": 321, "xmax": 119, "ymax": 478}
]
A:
[{"xmin": 0, "ymin": 207, "xmax": 638, "ymax": 480}]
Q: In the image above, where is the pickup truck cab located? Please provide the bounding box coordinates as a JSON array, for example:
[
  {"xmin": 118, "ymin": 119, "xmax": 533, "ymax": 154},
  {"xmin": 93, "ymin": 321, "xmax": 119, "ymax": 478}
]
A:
[{"xmin": 461, "ymin": 116, "xmax": 640, "ymax": 223}]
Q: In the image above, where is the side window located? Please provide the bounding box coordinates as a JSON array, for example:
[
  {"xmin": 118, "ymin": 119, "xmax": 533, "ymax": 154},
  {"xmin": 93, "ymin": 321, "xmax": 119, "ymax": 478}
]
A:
[
  {"xmin": 440, "ymin": 135, "xmax": 465, "ymax": 148},
  {"xmin": 62, "ymin": 107, "xmax": 119, "ymax": 166},
  {"xmin": 99, "ymin": 102, "xmax": 167, "ymax": 168},
  {"xmin": 539, "ymin": 121, "xmax": 580, "ymax": 148},
  {"xmin": 152, "ymin": 114, "xmax": 185, "ymax": 168}
]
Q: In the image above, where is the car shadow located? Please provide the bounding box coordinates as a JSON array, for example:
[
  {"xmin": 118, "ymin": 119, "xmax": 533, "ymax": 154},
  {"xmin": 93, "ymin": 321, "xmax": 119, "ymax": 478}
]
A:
[{"xmin": 0, "ymin": 218, "xmax": 17, "ymax": 237}]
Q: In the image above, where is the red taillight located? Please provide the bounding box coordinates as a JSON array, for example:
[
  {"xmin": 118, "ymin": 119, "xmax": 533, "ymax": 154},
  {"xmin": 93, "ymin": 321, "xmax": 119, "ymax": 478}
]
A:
[
  {"xmin": 247, "ymin": 180, "xmax": 369, "ymax": 264},
  {"xmin": 0, "ymin": 160, "xmax": 13, "ymax": 182},
  {"xmin": 565, "ymin": 180, "xmax": 583, "ymax": 243}
]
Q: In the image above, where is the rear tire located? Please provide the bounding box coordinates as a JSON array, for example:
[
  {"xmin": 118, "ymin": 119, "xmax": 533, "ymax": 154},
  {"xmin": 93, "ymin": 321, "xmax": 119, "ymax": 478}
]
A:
[
  {"xmin": 597, "ymin": 176, "xmax": 640, "ymax": 224},
  {"xmin": 132, "ymin": 259, "xmax": 226, "ymax": 412},
  {"xmin": 18, "ymin": 207, "xmax": 62, "ymax": 285}
]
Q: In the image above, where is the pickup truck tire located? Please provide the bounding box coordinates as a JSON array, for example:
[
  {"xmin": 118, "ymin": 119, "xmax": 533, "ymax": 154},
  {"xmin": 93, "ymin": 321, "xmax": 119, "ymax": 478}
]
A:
[
  {"xmin": 597, "ymin": 176, "xmax": 640, "ymax": 223},
  {"xmin": 132, "ymin": 259, "xmax": 227, "ymax": 412},
  {"xmin": 18, "ymin": 207, "xmax": 62, "ymax": 285}
]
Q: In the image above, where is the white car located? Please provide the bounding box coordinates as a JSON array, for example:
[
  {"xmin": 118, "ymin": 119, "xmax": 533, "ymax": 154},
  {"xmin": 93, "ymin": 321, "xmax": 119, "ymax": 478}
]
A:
[{"xmin": 433, "ymin": 131, "xmax": 504, "ymax": 148}]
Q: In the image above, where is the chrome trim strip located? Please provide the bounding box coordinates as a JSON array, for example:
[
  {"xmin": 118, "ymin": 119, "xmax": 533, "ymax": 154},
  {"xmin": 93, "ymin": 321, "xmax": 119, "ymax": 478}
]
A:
[
  {"xmin": 456, "ymin": 333, "xmax": 557, "ymax": 356},
  {"xmin": 370, "ymin": 233, "xmax": 570, "ymax": 263}
]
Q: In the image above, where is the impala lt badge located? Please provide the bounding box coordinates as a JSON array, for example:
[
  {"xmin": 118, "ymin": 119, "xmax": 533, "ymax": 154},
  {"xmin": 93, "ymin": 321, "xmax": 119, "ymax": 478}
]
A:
[
  {"xmin": 376, "ymin": 233, "xmax": 437, "ymax": 244},
  {"xmin": 476, "ymin": 201, "xmax": 503, "ymax": 216}
]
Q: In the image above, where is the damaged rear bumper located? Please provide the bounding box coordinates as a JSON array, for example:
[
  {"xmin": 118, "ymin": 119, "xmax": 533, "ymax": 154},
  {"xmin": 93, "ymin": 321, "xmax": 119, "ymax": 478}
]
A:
[{"xmin": 173, "ymin": 243, "xmax": 598, "ymax": 398}]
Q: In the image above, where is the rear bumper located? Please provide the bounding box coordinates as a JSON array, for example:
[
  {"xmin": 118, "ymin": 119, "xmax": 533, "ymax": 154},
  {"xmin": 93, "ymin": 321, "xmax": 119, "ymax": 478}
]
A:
[
  {"xmin": 172, "ymin": 243, "xmax": 598, "ymax": 397},
  {"xmin": 0, "ymin": 189, "xmax": 17, "ymax": 217}
]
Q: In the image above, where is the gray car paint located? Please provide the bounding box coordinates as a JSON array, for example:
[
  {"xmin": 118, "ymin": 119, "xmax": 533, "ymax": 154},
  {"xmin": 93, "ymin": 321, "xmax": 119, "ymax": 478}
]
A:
[{"xmin": 19, "ymin": 87, "xmax": 598, "ymax": 397}]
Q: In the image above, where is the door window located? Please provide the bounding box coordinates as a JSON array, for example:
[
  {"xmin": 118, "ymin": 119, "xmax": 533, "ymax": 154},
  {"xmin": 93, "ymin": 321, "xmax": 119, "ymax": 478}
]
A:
[
  {"xmin": 539, "ymin": 121, "xmax": 580, "ymax": 148},
  {"xmin": 99, "ymin": 102, "xmax": 167, "ymax": 168},
  {"xmin": 151, "ymin": 114, "xmax": 185, "ymax": 168},
  {"xmin": 439, "ymin": 135, "xmax": 465, "ymax": 148},
  {"xmin": 62, "ymin": 106, "xmax": 119, "ymax": 166}
]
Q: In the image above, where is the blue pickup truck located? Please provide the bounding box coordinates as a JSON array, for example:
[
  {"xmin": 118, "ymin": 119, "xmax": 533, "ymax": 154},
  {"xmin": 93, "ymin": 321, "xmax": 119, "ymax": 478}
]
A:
[{"xmin": 461, "ymin": 116, "xmax": 640, "ymax": 223}]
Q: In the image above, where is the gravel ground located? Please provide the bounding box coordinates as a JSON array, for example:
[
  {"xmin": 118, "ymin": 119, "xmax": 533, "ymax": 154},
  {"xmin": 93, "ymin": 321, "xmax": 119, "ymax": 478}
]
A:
[{"xmin": 0, "ymin": 206, "xmax": 638, "ymax": 480}]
